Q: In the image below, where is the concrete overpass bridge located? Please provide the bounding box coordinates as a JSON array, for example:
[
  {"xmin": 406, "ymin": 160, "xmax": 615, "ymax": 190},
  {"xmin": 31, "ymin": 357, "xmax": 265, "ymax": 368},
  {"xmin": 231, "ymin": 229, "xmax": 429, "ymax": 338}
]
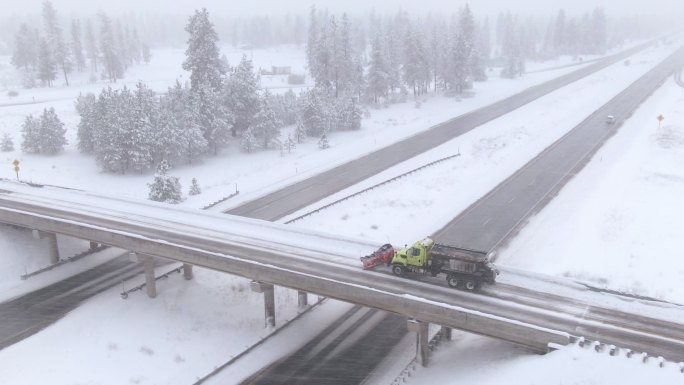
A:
[{"xmin": 1, "ymin": 181, "xmax": 683, "ymax": 365}]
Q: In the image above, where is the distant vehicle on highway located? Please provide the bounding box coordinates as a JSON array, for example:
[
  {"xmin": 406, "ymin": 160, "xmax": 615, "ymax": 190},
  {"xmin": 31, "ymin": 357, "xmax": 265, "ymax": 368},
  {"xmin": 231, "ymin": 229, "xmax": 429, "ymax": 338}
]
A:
[{"xmin": 606, "ymin": 115, "xmax": 616, "ymax": 124}]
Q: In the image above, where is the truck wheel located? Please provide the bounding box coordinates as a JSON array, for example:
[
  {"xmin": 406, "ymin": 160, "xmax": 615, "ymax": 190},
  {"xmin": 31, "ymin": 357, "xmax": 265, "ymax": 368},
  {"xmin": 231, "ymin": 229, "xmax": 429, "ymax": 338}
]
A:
[
  {"xmin": 447, "ymin": 275, "xmax": 459, "ymax": 288},
  {"xmin": 464, "ymin": 279, "xmax": 477, "ymax": 291},
  {"xmin": 392, "ymin": 265, "xmax": 405, "ymax": 276}
]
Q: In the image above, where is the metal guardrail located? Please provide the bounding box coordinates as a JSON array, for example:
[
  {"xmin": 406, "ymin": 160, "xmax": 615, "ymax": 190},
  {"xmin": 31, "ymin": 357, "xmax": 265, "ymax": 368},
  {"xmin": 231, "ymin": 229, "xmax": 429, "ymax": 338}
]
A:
[
  {"xmin": 202, "ymin": 190, "xmax": 240, "ymax": 210},
  {"xmin": 285, "ymin": 154, "xmax": 461, "ymax": 224},
  {"xmin": 20, "ymin": 245, "xmax": 108, "ymax": 280}
]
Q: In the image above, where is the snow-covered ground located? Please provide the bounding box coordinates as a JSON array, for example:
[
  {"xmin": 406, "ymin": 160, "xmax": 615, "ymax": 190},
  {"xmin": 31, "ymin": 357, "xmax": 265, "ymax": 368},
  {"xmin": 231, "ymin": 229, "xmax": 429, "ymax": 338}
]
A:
[{"xmin": 1, "ymin": 40, "xmax": 683, "ymax": 384}]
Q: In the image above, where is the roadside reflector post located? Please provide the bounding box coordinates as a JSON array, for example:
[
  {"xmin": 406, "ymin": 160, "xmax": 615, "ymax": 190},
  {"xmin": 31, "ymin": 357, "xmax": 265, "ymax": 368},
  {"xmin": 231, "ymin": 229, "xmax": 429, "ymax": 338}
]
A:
[
  {"xmin": 407, "ymin": 319, "xmax": 430, "ymax": 367},
  {"xmin": 251, "ymin": 280, "xmax": 276, "ymax": 328}
]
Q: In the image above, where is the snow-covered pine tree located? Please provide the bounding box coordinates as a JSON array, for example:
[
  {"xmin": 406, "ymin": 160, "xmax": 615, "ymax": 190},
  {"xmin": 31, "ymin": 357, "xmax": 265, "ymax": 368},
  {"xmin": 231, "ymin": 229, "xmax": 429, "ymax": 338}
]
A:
[
  {"xmin": 38, "ymin": 107, "xmax": 67, "ymax": 154},
  {"xmin": 21, "ymin": 115, "xmax": 41, "ymax": 153},
  {"xmin": 164, "ymin": 80, "xmax": 207, "ymax": 164},
  {"xmin": 114, "ymin": 21, "xmax": 130, "ymax": 70},
  {"xmin": 300, "ymin": 89, "xmax": 328, "ymax": 137},
  {"xmin": 224, "ymin": 54, "xmax": 260, "ymax": 137},
  {"xmin": 84, "ymin": 19, "xmax": 99, "ymax": 72},
  {"xmin": 501, "ymin": 15, "xmax": 525, "ymax": 79},
  {"xmin": 142, "ymin": 44, "xmax": 151, "ymax": 64},
  {"xmin": 284, "ymin": 133, "xmax": 296, "ymax": 154},
  {"xmin": 402, "ymin": 21, "xmax": 423, "ymax": 96},
  {"xmin": 339, "ymin": 96, "xmax": 362, "ymax": 131},
  {"xmin": 318, "ymin": 133, "xmax": 330, "ymax": 149},
  {"xmin": 295, "ymin": 117, "xmax": 307, "ymax": 144},
  {"xmin": 11, "ymin": 24, "xmax": 38, "ymax": 72},
  {"xmin": 1, "ymin": 133, "xmax": 15, "ymax": 152},
  {"xmin": 189, "ymin": 177, "xmax": 201, "ymax": 195},
  {"xmin": 183, "ymin": 8, "xmax": 225, "ymax": 91},
  {"xmin": 148, "ymin": 160, "xmax": 182, "ymax": 204},
  {"xmin": 252, "ymin": 90, "xmax": 282, "ymax": 149},
  {"xmin": 37, "ymin": 37, "xmax": 57, "ymax": 87},
  {"xmin": 366, "ymin": 32, "xmax": 390, "ymax": 103},
  {"xmin": 43, "ymin": 1, "xmax": 72, "ymax": 86},
  {"xmin": 71, "ymin": 19, "xmax": 86, "ymax": 72},
  {"xmin": 75, "ymin": 92, "xmax": 97, "ymax": 153},
  {"xmin": 448, "ymin": 32, "xmax": 469, "ymax": 93},
  {"xmin": 127, "ymin": 82, "xmax": 156, "ymax": 172},
  {"xmin": 196, "ymin": 81, "xmax": 231, "ymax": 155},
  {"xmin": 240, "ymin": 127, "xmax": 258, "ymax": 153},
  {"xmin": 99, "ymin": 13, "xmax": 123, "ymax": 82}
]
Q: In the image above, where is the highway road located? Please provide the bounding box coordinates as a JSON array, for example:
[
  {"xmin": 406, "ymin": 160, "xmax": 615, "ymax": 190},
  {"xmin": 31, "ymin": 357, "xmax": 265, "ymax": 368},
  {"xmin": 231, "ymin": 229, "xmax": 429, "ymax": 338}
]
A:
[{"xmin": 227, "ymin": 41, "xmax": 655, "ymax": 220}]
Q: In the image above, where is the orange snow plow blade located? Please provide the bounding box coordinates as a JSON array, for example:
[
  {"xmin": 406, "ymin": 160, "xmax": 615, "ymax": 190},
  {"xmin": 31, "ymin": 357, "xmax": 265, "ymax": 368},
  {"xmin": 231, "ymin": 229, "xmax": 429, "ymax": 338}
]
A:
[{"xmin": 360, "ymin": 244, "xmax": 395, "ymax": 269}]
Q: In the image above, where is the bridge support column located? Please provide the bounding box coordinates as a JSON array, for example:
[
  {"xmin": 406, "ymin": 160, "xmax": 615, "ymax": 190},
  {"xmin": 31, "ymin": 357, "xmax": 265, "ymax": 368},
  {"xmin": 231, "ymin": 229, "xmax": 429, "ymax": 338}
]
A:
[
  {"xmin": 32, "ymin": 230, "xmax": 59, "ymax": 264},
  {"xmin": 182, "ymin": 263, "xmax": 194, "ymax": 280},
  {"xmin": 440, "ymin": 326, "xmax": 452, "ymax": 341},
  {"xmin": 143, "ymin": 254, "xmax": 157, "ymax": 298},
  {"xmin": 408, "ymin": 319, "xmax": 430, "ymax": 367},
  {"xmin": 250, "ymin": 281, "xmax": 275, "ymax": 328},
  {"xmin": 298, "ymin": 291, "xmax": 308, "ymax": 309}
]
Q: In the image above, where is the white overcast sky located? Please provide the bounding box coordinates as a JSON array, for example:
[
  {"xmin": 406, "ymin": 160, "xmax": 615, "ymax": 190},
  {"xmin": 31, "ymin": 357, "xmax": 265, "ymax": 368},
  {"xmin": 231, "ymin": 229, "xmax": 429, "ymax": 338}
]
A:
[{"xmin": 1, "ymin": 0, "xmax": 683, "ymax": 17}]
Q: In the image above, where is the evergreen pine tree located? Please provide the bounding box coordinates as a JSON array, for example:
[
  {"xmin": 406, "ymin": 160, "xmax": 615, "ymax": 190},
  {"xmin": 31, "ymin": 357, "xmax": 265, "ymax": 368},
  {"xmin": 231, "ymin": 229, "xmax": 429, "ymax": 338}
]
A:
[
  {"xmin": 252, "ymin": 90, "xmax": 282, "ymax": 149},
  {"xmin": 1, "ymin": 133, "xmax": 15, "ymax": 152},
  {"xmin": 284, "ymin": 133, "xmax": 296, "ymax": 154},
  {"xmin": 71, "ymin": 19, "xmax": 86, "ymax": 72},
  {"xmin": 240, "ymin": 127, "xmax": 258, "ymax": 153},
  {"xmin": 21, "ymin": 115, "xmax": 41, "ymax": 153},
  {"xmin": 38, "ymin": 107, "xmax": 67, "ymax": 154},
  {"xmin": 300, "ymin": 89, "xmax": 327, "ymax": 137},
  {"xmin": 317, "ymin": 133, "xmax": 330, "ymax": 149},
  {"xmin": 366, "ymin": 32, "xmax": 390, "ymax": 103},
  {"xmin": 37, "ymin": 37, "xmax": 57, "ymax": 87},
  {"xmin": 75, "ymin": 92, "xmax": 97, "ymax": 153},
  {"xmin": 43, "ymin": 1, "xmax": 72, "ymax": 86},
  {"xmin": 164, "ymin": 80, "xmax": 207, "ymax": 164},
  {"xmin": 84, "ymin": 19, "xmax": 99, "ymax": 72},
  {"xmin": 195, "ymin": 81, "xmax": 231, "ymax": 155},
  {"xmin": 99, "ymin": 13, "xmax": 123, "ymax": 82},
  {"xmin": 183, "ymin": 8, "xmax": 225, "ymax": 91},
  {"xmin": 189, "ymin": 178, "xmax": 201, "ymax": 195},
  {"xmin": 295, "ymin": 117, "xmax": 306, "ymax": 143},
  {"xmin": 148, "ymin": 160, "xmax": 182, "ymax": 204},
  {"xmin": 11, "ymin": 24, "xmax": 38, "ymax": 71},
  {"xmin": 224, "ymin": 54, "xmax": 260, "ymax": 136}
]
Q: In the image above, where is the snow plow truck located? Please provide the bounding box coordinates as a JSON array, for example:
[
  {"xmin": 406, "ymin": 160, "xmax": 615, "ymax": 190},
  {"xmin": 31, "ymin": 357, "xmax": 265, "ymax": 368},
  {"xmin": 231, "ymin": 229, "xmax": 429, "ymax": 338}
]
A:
[{"xmin": 360, "ymin": 237, "xmax": 499, "ymax": 291}]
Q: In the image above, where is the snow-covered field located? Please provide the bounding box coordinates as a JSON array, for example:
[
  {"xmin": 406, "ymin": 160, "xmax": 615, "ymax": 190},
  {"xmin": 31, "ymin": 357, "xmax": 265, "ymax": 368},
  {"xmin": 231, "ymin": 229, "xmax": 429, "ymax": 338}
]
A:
[{"xmin": 1, "ymin": 40, "xmax": 683, "ymax": 384}]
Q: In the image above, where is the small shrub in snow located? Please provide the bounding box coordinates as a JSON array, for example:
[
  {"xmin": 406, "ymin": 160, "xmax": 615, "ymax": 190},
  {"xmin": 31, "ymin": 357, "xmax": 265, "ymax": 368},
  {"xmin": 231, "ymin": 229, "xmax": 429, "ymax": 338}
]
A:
[
  {"xmin": 148, "ymin": 160, "xmax": 183, "ymax": 204},
  {"xmin": 7, "ymin": 90, "xmax": 18, "ymax": 98},
  {"xmin": 1, "ymin": 133, "xmax": 14, "ymax": 152},
  {"xmin": 189, "ymin": 178, "xmax": 201, "ymax": 196}
]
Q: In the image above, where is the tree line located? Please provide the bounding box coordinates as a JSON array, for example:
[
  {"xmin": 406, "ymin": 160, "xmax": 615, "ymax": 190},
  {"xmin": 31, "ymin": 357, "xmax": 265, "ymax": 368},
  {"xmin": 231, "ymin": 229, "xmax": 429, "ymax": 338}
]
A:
[{"xmin": 11, "ymin": 1, "xmax": 151, "ymax": 88}]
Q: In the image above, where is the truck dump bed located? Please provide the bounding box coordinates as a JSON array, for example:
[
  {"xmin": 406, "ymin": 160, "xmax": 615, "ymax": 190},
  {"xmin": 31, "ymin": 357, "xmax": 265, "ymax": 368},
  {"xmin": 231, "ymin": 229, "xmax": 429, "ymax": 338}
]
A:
[{"xmin": 430, "ymin": 244, "xmax": 489, "ymax": 263}]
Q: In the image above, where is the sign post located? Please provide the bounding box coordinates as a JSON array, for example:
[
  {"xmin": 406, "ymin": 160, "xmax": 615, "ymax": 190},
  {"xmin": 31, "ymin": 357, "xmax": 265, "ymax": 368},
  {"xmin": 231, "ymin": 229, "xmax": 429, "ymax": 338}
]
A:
[
  {"xmin": 12, "ymin": 159, "xmax": 19, "ymax": 181},
  {"xmin": 657, "ymin": 114, "xmax": 665, "ymax": 129}
]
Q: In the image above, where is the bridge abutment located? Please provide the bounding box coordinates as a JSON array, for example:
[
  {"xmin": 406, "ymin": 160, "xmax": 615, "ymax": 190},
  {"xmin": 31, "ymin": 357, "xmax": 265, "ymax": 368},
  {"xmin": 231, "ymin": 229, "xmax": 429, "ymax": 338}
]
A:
[
  {"xmin": 251, "ymin": 281, "xmax": 276, "ymax": 328},
  {"xmin": 182, "ymin": 263, "xmax": 194, "ymax": 280}
]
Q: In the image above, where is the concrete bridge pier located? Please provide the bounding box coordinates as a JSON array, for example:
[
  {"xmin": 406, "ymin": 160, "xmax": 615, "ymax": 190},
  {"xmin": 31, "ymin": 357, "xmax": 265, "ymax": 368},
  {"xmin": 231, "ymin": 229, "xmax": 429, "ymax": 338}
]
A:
[
  {"xmin": 89, "ymin": 241, "xmax": 99, "ymax": 250},
  {"xmin": 32, "ymin": 230, "xmax": 59, "ymax": 264},
  {"xmin": 143, "ymin": 254, "xmax": 157, "ymax": 298},
  {"xmin": 440, "ymin": 326, "xmax": 452, "ymax": 341},
  {"xmin": 297, "ymin": 291, "xmax": 308, "ymax": 309},
  {"xmin": 408, "ymin": 319, "xmax": 430, "ymax": 367},
  {"xmin": 250, "ymin": 281, "xmax": 276, "ymax": 328},
  {"xmin": 182, "ymin": 263, "xmax": 194, "ymax": 280}
]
